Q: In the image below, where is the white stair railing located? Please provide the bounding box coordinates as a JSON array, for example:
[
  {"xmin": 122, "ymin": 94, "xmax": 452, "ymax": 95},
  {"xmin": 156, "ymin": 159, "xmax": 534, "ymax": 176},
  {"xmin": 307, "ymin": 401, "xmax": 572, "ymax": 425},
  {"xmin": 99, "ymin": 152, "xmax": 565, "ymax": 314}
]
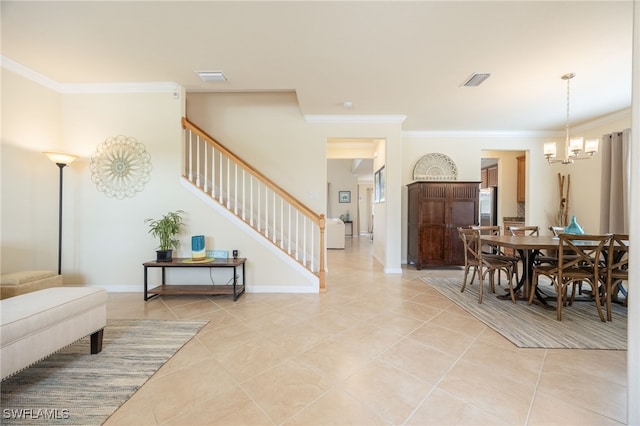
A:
[{"xmin": 181, "ymin": 117, "xmax": 326, "ymax": 290}]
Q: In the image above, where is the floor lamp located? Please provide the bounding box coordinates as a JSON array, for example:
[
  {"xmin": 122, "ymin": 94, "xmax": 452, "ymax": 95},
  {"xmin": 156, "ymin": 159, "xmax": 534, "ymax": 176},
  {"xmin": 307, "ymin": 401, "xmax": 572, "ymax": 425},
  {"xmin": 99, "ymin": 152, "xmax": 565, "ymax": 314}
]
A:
[{"xmin": 44, "ymin": 152, "xmax": 78, "ymax": 275}]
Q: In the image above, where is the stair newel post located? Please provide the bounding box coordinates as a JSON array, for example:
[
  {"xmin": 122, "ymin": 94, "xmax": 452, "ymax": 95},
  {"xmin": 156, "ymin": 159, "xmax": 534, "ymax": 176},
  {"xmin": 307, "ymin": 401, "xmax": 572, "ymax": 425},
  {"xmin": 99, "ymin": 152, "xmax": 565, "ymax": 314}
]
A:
[{"xmin": 319, "ymin": 214, "xmax": 326, "ymax": 291}]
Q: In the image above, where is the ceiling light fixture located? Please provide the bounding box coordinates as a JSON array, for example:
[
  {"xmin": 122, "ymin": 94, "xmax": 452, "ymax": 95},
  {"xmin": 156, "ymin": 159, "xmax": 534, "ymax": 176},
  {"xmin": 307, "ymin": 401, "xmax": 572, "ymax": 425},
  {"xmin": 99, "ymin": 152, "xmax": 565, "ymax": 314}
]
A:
[
  {"xmin": 461, "ymin": 73, "xmax": 491, "ymax": 87},
  {"xmin": 544, "ymin": 73, "xmax": 599, "ymax": 165},
  {"xmin": 196, "ymin": 71, "xmax": 227, "ymax": 82}
]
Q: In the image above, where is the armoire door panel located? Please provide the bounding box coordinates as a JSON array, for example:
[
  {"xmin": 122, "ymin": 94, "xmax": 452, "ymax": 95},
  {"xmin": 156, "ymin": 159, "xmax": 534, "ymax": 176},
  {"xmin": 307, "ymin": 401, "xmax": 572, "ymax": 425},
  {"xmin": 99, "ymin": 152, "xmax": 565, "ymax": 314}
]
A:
[{"xmin": 450, "ymin": 200, "xmax": 478, "ymax": 225}]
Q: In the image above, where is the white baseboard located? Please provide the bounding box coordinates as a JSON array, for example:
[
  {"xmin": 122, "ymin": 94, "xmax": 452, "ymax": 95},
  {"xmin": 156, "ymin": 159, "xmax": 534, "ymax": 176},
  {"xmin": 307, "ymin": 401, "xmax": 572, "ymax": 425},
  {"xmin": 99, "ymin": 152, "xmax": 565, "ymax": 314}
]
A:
[{"xmin": 84, "ymin": 284, "xmax": 319, "ymax": 294}]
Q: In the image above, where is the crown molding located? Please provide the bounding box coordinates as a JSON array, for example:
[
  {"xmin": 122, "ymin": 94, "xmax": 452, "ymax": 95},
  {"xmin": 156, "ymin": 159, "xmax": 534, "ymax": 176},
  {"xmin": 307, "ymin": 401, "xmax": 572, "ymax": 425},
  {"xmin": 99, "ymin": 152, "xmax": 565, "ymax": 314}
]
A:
[
  {"xmin": 402, "ymin": 130, "xmax": 557, "ymax": 138},
  {"xmin": 1, "ymin": 55, "xmax": 64, "ymax": 92},
  {"xmin": 304, "ymin": 115, "xmax": 407, "ymax": 124},
  {"xmin": 61, "ymin": 82, "xmax": 179, "ymax": 94},
  {"xmin": 571, "ymin": 108, "xmax": 632, "ymax": 133},
  {"xmin": 1, "ymin": 55, "xmax": 178, "ymax": 94},
  {"xmin": 402, "ymin": 108, "xmax": 632, "ymax": 139}
]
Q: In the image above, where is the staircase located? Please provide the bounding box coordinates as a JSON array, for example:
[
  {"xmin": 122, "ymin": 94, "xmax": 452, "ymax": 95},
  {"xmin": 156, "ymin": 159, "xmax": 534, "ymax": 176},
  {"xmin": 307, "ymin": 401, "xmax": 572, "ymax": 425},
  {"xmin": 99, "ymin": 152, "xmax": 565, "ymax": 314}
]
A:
[{"xmin": 181, "ymin": 117, "xmax": 326, "ymax": 291}]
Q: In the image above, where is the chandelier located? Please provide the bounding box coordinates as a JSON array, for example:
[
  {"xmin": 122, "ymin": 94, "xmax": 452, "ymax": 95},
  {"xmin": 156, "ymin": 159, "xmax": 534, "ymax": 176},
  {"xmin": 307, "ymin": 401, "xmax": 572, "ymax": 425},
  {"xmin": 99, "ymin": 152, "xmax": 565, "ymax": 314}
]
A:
[{"xmin": 543, "ymin": 73, "xmax": 599, "ymax": 165}]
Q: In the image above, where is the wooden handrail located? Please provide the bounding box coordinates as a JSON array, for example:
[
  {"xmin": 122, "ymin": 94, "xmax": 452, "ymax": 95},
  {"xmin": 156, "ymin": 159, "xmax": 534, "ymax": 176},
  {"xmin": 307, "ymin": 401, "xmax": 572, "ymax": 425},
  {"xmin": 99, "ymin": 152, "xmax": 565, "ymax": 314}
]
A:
[{"xmin": 182, "ymin": 117, "xmax": 322, "ymax": 225}]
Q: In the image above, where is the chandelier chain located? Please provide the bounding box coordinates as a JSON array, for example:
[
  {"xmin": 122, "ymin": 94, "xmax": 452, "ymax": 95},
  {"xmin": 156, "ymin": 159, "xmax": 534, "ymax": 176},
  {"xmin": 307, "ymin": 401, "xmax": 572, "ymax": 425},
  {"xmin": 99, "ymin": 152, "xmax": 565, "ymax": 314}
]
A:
[{"xmin": 565, "ymin": 73, "xmax": 573, "ymax": 145}]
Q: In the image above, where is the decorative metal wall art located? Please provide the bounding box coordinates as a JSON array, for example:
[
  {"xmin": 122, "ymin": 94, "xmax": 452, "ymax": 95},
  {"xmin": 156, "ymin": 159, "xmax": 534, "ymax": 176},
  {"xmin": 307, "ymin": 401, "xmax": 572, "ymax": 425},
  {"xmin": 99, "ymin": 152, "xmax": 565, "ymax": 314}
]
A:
[
  {"xmin": 90, "ymin": 135, "xmax": 152, "ymax": 199},
  {"xmin": 412, "ymin": 153, "xmax": 458, "ymax": 181}
]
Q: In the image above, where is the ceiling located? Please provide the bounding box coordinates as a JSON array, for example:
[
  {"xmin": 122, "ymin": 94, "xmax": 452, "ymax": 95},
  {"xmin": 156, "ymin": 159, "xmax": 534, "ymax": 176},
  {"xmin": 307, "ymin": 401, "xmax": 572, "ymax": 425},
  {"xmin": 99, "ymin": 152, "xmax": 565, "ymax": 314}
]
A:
[{"xmin": 1, "ymin": 1, "xmax": 634, "ymax": 133}]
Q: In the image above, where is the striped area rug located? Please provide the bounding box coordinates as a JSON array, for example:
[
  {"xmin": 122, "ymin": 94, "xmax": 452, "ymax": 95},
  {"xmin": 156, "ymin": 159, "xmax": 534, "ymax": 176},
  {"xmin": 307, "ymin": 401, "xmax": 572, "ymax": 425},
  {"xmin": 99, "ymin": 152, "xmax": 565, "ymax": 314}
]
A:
[
  {"xmin": 420, "ymin": 276, "xmax": 627, "ymax": 350},
  {"xmin": 1, "ymin": 319, "xmax": 207, "ymax": 425}
]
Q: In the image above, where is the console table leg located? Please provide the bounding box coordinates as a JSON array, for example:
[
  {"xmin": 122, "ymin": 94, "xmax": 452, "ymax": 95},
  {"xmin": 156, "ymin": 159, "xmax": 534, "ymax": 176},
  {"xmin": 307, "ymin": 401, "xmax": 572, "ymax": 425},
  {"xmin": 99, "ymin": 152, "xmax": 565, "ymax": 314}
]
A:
[
  {"xmin": 232, "ymin": 265, "xmax": 237, "ymax": 301},
  {"xmin": 144, "ymin": 266, "xmax": 148, "ymax": 301}
]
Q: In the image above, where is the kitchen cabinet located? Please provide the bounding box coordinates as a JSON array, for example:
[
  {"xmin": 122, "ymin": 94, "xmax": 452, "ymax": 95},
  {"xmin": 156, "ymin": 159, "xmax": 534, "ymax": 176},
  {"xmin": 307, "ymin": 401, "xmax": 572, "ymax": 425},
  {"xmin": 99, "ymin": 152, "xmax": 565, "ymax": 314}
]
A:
[
  {"xmin": 517, "ymin": 156, "xmax": 526, "ymax": 202},
  {"xmin": 487, "ymin": 166, "xmax": 498, "ymax": 187},
  {"xmin": 480, "ymin": 165, "xmax": 497, "ymax": 188},
  {"xmin": 407, "ymin": 181, "xmax": 480, "ymax": 269}
]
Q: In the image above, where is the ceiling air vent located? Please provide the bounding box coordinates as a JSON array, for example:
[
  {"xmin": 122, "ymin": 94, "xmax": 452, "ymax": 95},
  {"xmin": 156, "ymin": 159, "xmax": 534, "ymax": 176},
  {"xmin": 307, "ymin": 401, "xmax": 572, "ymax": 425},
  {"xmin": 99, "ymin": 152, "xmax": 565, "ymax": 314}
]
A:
[
  {"xmin": 461, "ymin": 73, "xmax": 491, "ymax": 87},
  {"xmin": 196, "ymin": 71, "xmax": 227, "ymax": 82}
]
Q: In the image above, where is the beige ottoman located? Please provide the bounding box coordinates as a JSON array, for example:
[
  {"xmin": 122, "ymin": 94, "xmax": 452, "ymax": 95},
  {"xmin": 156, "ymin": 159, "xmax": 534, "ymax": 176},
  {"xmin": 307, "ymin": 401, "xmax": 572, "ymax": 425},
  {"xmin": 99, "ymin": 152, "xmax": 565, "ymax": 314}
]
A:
[
  {"xmin": 1, "ymin": 287, "xmax": 107, "ymax": 380},
  {"xmin": 0, "ymin": 270, "xmax": 63, "ymax": 299}
]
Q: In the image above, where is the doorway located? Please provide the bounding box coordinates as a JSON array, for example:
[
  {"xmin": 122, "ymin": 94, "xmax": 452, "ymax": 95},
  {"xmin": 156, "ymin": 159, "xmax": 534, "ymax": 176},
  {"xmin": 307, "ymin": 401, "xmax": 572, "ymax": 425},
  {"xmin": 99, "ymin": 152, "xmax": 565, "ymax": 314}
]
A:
[{"xmin": 480, "ymin": 150, "xmax": 526, "ymax": 230}]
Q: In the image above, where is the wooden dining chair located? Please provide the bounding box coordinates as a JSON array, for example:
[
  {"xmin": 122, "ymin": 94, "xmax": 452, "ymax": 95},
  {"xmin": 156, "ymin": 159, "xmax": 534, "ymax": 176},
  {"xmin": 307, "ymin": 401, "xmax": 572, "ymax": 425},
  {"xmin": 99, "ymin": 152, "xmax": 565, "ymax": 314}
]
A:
[
  {"xmin": 529, "ymin": 233, "xmax": 610, "ymax": 321},
  {"xmin": 458, "ymin": 227, "xmax": 516, "ymax": 304},
  {"xmin": 470, "ymin": 225, "xmax": 519, "ymax": 283},
  {"xmin": 602, "ymin": 234, "xmax": 629, "ymax": 321}
]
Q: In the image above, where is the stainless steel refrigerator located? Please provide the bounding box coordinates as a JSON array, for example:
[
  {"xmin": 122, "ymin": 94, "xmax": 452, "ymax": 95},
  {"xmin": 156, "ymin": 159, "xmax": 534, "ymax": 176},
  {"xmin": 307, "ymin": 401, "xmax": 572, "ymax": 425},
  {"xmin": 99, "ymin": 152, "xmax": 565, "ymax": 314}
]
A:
[{"xmin": 479, "ymin": 187, "xmax": 497, "ymax": 226}]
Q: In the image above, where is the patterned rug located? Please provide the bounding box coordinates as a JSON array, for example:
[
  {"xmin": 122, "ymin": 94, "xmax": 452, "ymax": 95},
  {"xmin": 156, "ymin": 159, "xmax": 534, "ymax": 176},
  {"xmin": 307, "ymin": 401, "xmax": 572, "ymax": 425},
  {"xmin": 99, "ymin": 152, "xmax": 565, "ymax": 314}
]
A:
[
  {"xmin": 1, "ymin": 319, "xmax": 207, "ymax": 425},
  {"xmin": 420, "ymin": 276, "xmax": 627, "ymax": 350}
]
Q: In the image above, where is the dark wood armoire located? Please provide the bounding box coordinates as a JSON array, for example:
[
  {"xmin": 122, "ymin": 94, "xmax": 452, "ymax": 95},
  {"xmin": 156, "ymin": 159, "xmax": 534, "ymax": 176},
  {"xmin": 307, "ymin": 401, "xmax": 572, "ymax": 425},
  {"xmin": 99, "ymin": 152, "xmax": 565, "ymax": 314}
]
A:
[{"xmin": 407, "ymin": 181, "xmax": 480, "ymax": 269}]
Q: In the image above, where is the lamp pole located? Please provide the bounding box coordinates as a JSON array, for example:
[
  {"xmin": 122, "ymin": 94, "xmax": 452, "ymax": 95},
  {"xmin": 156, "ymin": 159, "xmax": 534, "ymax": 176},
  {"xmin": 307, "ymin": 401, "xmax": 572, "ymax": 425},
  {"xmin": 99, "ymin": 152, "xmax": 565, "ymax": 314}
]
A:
[
  {"xmin": 55, "ymin": 162, "xmax": 66, "ymax": 275},
  {"xmin": 44, "ymin": 152, "xmax": 78, "ymax": 275}
]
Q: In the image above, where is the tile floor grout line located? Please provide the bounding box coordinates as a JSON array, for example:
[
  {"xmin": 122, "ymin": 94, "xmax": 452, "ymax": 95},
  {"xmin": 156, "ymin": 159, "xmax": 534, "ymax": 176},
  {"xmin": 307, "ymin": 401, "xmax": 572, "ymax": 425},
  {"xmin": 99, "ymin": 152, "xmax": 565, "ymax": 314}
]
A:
[
  {"xmin": 525, "ymin": 348, "xmax": 549, "ymax": 425},
  {"xmin": 400, "ymin": 325, "xmax": 487, "ymax": 425}
]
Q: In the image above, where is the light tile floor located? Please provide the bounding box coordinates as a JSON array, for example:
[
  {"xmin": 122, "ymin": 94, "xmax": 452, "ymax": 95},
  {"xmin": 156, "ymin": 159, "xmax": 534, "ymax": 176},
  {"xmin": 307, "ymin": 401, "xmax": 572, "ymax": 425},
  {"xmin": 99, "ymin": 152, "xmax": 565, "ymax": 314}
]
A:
[{"xmin": 104, "ymin": 237, "xmax": 627, "ymax": 425}]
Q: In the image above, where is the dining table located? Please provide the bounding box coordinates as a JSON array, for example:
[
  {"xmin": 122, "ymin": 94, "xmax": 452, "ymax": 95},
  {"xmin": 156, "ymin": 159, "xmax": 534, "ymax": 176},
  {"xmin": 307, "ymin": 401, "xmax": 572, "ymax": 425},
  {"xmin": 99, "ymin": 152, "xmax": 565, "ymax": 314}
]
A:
[
  {"xmin": 479, "ymin": 234, "xmax": 560, "ymax": 302},
  {"xmin": 480, "ymin": 233, "xmax": 630, "ymax": 310}
]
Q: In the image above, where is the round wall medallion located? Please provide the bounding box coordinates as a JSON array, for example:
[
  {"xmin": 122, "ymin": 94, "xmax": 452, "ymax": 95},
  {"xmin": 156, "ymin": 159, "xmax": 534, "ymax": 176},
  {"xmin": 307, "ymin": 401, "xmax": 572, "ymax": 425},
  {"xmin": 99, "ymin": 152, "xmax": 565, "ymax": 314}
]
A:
[
  {"xmin": 413, "ymin": 153, "xmax": 458, "ymax": 181},
  {"xmin": 90, "ymin": 135, "xmax": 152, "ymax": 199}
]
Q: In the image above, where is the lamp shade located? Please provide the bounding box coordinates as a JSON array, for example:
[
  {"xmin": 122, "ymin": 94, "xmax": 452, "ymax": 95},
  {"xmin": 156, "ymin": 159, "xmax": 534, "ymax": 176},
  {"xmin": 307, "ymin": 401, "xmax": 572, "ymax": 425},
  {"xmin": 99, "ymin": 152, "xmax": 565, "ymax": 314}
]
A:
[
  {"xmin": 585, "ymin": 139, "xmax": 599, "ymax": 154},
  {"xmin": 44, "ymin": 151, "xmax": 78, "ymax": 165},
  {"xmin": 568, "ymin": 137, "xmax": 584, "ymax": 154},
  {"xmin": 543, "ymin": 142, "xmax": 557, "ymax": 157}
]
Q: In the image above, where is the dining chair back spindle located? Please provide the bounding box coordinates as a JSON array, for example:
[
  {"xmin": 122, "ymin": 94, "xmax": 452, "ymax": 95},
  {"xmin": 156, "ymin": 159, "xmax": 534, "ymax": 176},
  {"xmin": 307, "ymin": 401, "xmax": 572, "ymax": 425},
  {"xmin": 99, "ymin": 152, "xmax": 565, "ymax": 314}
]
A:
[{"xmin": 530, "ymin": 234, "xmax": 611, "ymax": 321}]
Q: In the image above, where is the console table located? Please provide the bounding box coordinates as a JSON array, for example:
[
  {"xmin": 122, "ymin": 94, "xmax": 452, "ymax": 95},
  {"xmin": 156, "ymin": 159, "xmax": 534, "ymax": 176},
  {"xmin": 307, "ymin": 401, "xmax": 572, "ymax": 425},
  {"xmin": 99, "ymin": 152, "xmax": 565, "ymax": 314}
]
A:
[
  {"xmin": 143, "ymin": 257, "xmax": 246, "ymax": 301},
  {"xmin": 344, "ymin": 220, "xmax": 353, "ymax": 237}
]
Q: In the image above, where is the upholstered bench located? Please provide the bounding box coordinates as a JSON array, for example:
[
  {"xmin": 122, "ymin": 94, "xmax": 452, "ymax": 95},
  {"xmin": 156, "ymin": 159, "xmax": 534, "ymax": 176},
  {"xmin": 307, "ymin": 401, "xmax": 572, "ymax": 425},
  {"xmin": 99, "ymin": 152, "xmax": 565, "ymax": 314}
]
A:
[
  {"xmin": 0, "ymin": 270, "xmax": 63, "ymax": 299},
  {"xmin": 1, "ymin": 287, "xmax": 107, "ymax": 380}
]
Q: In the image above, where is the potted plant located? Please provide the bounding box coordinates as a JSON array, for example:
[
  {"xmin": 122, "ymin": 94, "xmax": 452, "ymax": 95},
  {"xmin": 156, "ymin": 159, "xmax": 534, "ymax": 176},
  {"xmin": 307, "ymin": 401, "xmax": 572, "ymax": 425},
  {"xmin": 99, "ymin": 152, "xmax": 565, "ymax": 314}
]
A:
[{"xmin": 145, "ymin": 210, "xmax": 184, "ymax": 262}]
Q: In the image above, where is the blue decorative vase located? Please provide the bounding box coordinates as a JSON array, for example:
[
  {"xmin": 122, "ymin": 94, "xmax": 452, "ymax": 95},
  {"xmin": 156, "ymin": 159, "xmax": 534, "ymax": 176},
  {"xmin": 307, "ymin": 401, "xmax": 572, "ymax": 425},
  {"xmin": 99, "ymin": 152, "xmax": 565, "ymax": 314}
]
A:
[
  {"xmin": 191, "ymin": 235, "xmax": 206, "ymax": 260},
  {"xmin": 564, "ymin": 216, "xmax": 584, "ymax": 235}
]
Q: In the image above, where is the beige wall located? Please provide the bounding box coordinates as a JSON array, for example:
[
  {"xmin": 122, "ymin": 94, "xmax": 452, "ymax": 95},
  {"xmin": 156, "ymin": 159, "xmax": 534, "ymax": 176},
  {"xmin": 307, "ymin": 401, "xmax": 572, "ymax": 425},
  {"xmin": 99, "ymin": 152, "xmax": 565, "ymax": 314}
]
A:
[
  {"xmin": 1, "ymin": 70, "xmax": 63, "ymax": 270},
  {"xmin": 1, "ymin": 70, "xmax": 631, "ymax": 290},
  {"xmin": 327, "ymin": 159, "xmax": 357, "ymax": 221},
  {"xmin": 1, "ymin": 74, "xmax": 319, "ymax": 290},
  {"xmin": 400, "ymin": 119, "xmax": 631, "ymax": 262},
  {"xmin": 544, "ymin": 115, "xmax": 631, "ymax": 234}
]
